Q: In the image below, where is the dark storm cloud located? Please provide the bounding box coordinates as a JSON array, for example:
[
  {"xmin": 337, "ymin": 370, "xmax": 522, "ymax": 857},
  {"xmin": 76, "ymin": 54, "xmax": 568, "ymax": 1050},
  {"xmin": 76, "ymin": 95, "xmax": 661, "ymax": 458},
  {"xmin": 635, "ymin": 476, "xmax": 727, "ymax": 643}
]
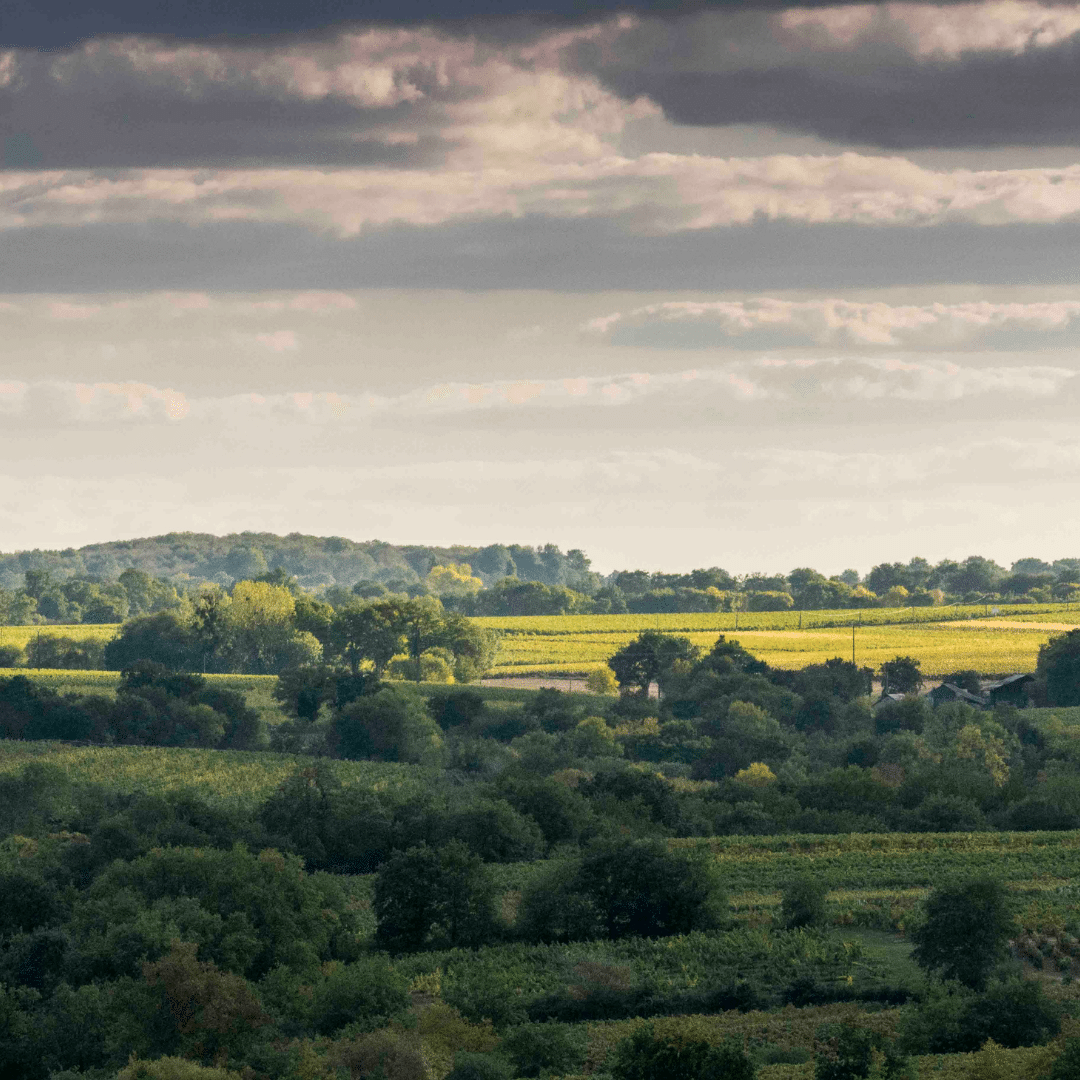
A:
[
  {"xmin": 1, "ymin": 0, "xmax": 979, "ymax": 49},
  {"xmin": 7, "ymin": 216, "xmax": 1080, "ymax": 293},
  {"xmin": 592, "ymin": 43, "xmax": 1080, "ymax": 149}
]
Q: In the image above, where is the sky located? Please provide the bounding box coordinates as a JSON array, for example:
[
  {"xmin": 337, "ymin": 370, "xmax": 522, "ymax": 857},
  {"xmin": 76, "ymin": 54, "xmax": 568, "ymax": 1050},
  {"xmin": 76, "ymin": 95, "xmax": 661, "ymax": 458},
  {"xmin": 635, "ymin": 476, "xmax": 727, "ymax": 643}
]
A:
[{"xmin": 3, "ymin": 0, "xmax": 1080, "ymax": 577}]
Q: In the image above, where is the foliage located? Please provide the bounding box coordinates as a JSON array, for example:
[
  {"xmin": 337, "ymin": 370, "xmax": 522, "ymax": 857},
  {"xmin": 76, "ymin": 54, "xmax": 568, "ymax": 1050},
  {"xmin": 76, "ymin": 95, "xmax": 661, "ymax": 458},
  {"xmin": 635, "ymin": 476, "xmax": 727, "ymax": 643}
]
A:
[
  {"xmin": 780, "ymin": 873, "xmax": 829, "ymax": 930},
  {"xmin": 909, "ymin": 874, "xmax": 1015, "ymax": 989},
  {"xmin": 607, "ymin": 1025, "xmax": 755, "ymax": 1080},
  {"xmin": 373, "ymin": 840, "xmax": 498, "ymax": 953},
  {"xmin": 333, "ymin": 686, "xmax": 442, "ymax": 764},
  {"xmin": 813, "ymin": 1023, "xmax": 913, "ymax": 1080},
  {"xmin": 608, "ymin": 632, "xmax": 699, "ymax": 696},
  {"xmin": 1039, "ymin": 629, "xmax": 1080, "ymax": 707},
  {"xmin": 880, "ymin": 657, "xmax": 923, "ymax": 694}
]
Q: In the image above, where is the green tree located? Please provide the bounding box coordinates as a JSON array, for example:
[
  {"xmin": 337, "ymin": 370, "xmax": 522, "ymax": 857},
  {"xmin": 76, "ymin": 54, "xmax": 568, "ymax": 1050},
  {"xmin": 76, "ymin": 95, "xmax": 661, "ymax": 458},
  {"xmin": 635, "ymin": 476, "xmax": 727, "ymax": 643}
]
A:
[
  {"xmin": 104, "ymin": 612, "xmax": 201, "ymax": 671},
  {"xmin": 564, "ymin": 837, "xmax": 726, "ymax": 941},
  {"xmin": 607, "ymin": 631, "xmax": 699, "ymax": 697},
  {"xmin": 814, "ymin": 1023, "xmax": 913, "ymax": 1080},
  {"xmin": 909, "ymin": 874, "xmax": 1014, "ymax": 989},
  {"xmin": 328, "ymin": 600, "xmax": 404, "ymax": 676},
  {"xmin": 1038, "ymin": 628, "xmax": 1080, "ymax": 707},
  {"xmin": 373, "ymin": 840, "xmax": 497, "ymax": 953},
  {"xmin": 333, "ymin": 686, "xmax": 442, "ymax": 763},
  {"xmin": 880, "ymin": 655, "xmax": 923, "ymax": 694}
]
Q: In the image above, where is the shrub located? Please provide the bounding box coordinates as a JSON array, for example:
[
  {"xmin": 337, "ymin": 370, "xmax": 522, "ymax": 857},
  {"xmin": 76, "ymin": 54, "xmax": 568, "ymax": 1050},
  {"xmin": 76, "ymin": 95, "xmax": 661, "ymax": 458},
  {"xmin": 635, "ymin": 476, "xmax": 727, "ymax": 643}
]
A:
[
  {"xmin": 586, "ymin": 667, "xmax": 619, "ymax": 695},
  {"xmin": 779, "ymin": 873, "xmax": 829, "ymax": 930},
  {"xmin": 526, "ymin": 837, "xmax": 728, "ymax": 943},
  {"xmin": 814, "ymin": 1023, "xmax": 913, "ymax": 1080},
  {"xmin": 607, "ymin": 1026, "xmax": 755, "ymax": 1080},
  {"xmin": 308, "ymin": 957, "xmax": 410, "ymax": 1036},
  {"xmin": 443, "ymin": 1052, "xmax": 513, "ymax": 1080},
  {"xmin": 499, "ymin": 1023, "xmax": 587, "ymax": 1077},
  {"xmin": 427, "ymin": 689, "xmax": 487, "ymax": 730},
  {"xmin": 0, "ymin": 644, "xmax": 21, "ymax": 667}
]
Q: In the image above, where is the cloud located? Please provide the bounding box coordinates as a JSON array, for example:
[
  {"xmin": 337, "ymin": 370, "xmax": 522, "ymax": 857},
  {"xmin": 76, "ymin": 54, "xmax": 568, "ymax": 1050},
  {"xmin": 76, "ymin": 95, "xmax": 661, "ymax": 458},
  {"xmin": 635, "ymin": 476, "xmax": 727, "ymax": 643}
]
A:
[
  {"xmin": 0, "ymin": 380, "xmax": 189, "ymax": 422},
  {"xmin": 573, "ymin": 3, "xmax": 1080, "ymax": 148},
  {"xmin": 0, "ymin": 27, "xmax": 648, "ymax": 169},
  {"xmin": 6, "ymin": 151, "xmax": 1080, "ymax": 241},
  {"xmin": 2, "ymin": 356, "xmax": 1072, "ymax": 432},
  {"xmin": 10, "ymin": 216, "xmax": 1080, "ymax": 295},
  {"xmin": 586, "ymin": 297, "xmax": 1080, "ymax": 349}
]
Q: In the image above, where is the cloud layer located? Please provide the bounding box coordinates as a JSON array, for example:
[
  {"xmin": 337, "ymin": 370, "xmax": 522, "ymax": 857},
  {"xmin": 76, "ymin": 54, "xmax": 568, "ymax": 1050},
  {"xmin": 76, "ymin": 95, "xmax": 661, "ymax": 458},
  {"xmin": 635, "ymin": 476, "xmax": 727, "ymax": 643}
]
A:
[{"xmin": 586, "ymin": 297, "xmax": 1080, "ymax": 348}]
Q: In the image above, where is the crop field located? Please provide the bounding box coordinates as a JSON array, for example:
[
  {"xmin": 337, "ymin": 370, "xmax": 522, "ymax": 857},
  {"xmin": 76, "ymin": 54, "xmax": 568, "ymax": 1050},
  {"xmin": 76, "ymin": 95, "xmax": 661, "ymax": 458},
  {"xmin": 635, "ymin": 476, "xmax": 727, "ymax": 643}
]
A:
[
  {"xmin": 0, "ymin": 741, "xmax": 436, "ymax": 811},
  {"xmin": 0, "ymin": 622, "xmax": 119, "ymax": 651},
  {"xmin": 3, "ymin": 601, "xmax": 1079, "ymax": 683},
  {"xmin": 478, "ymin": 606, "xmax": 1080, "ymax": 678}
]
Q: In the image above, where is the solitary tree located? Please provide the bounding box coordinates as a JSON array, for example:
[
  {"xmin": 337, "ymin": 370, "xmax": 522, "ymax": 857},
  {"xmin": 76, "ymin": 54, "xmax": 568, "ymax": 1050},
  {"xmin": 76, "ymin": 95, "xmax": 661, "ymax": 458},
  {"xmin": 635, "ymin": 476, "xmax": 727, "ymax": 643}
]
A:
[
  {"xmin": 909, "ymin": 874, "xmax": 1014, "ymax": 989},
  {"xmin": 880, "ymin": 655, "xmax": 923, "ymax": 695},
  {"xmin": 607, "ymin": 631, "xmax": 698, "ymax": 697}
]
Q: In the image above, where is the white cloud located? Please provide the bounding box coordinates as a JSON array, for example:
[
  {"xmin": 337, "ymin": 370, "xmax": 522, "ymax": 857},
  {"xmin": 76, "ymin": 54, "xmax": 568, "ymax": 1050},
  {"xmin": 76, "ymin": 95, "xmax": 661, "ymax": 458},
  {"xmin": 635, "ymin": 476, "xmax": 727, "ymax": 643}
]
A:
[
  {"xmin": 2, "ymin": 357, "xmax": 1072, "ymax": 429},
  {"xmin": 586, "ymin": 297, "xmax": 1080, "ymax": 348},
  {"xmin": 778, "ymin": 2, "xmax": 1080, "ymax": 60},
  {"xmin": 5, "ymin": 152, "xmax": 1080, "ymax": 236}
]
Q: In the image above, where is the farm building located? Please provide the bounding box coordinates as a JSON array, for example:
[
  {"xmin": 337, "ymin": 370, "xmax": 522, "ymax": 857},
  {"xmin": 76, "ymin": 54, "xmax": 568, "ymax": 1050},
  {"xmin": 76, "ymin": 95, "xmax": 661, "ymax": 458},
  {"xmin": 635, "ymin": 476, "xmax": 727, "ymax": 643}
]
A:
[
  {"xmin": 983, "ymin": 673, "xmax": 1035, "ymax": 708},
  {"xmin": 926, "ymin": 682, "xmax": 988, "ymax": 709},
  {"xmin": 873, "ymin": 692, "xmax": 909, "ymax": 710}
]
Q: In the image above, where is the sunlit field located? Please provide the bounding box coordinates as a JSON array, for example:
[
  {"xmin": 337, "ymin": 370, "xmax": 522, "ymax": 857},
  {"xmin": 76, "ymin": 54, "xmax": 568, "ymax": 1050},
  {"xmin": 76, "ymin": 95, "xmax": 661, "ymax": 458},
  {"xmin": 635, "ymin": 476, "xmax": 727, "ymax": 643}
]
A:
[{"xmin": 478, "ymin": 607, "xmax": 1080, "ymax": 678}]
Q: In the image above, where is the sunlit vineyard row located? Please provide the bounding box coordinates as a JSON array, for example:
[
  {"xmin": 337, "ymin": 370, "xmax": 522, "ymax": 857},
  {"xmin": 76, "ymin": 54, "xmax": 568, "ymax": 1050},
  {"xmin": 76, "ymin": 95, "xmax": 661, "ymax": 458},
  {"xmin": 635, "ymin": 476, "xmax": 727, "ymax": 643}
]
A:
[
  {"xmin": 3, "ymin": 603, "xmax": 1078, "ymax": 682},
  {"xmin": 472, "ymin": 602, "xmax": 1080, "ymax": 636},
  {"xmin": 485, "ymin": 618, "xmax": 1075, "ymax": 678}
]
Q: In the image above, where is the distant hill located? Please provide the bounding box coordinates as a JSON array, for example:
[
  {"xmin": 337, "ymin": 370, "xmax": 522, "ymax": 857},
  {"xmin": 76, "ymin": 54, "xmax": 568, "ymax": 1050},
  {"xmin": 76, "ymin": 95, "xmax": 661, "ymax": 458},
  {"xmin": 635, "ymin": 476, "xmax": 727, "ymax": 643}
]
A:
[{"xmin": 0, "ymin": 532, "xmax": 597, "ymax": 592}]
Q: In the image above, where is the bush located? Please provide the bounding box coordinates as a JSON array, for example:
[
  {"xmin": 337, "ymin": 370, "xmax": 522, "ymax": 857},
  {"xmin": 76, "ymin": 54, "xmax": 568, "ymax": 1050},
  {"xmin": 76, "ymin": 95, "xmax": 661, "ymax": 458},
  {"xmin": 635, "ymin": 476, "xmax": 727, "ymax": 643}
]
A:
[
  {"xmin": 308, "ymin": 957, "xmax": 410, "ymax": 1036},
  {"xmin": 25, "ymin": 634, "xmax": 105, "ymax": 670},
  {"xmin": 499, "ymin": 1023, "xmax": 587, "ymax": 1077},
  {"xmin": 607, "ymin": 1026, "xmax": 755, "ymax": 1080},
  {"xmin": 586, "ymin": 667, "xmax": 619, "ymax": 695},
  {"xmin": 0, "ymin": 644, "xmax": 21, "ymax": 667},
  {"xmin": 814, "ymin": 1023, "xmax": 913, "ymax": 1080},
  {"xmin": 1051, "ymin": 1037, "xmax": 1080, "ymax": 1080},
  {"xmin": 779, "ymin": 873, "xmax": 829, "ymax": 929},
  {"xmin": 899, "ymin": 978, "xmax": 1060, "ymax": 1055},
  {"xmin": 519, "ymin": 837, "xmax": 727, "ymax": 943},
  {"xmin": 444, "ymin": 1052, "xmax": 513, "ymax": 1080},
  {"xmin": 427, "ymin": 689, "xmax": 487, "ymax": 730},
  {"xmin": 441, "ymin": 798, "xmax": 545, "ymax": 863}
]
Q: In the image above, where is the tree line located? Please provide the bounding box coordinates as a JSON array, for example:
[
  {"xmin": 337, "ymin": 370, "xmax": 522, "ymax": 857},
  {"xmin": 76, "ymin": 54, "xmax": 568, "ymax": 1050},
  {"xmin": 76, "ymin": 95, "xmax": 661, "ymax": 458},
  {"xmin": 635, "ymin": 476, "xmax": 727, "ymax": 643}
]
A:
[{"xmin": 5, "ymin": 536, "xmax": 1080, "ymax": 628}]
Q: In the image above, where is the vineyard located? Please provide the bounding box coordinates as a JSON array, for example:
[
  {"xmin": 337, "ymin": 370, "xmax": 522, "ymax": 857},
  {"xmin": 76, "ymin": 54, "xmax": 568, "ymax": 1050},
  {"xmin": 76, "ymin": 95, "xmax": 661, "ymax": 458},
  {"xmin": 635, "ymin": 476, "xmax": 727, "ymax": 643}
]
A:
[
  {"xmin": 479, "ymin": 609, "xmax": 1080, "ymax": 678},
  {"xmin": 0, "ymin": 740, "xmax": 435, "ymax": 811},
  {"xmin": 3, "ymin": 603, "xmax": 1079, "ymax": 682}
]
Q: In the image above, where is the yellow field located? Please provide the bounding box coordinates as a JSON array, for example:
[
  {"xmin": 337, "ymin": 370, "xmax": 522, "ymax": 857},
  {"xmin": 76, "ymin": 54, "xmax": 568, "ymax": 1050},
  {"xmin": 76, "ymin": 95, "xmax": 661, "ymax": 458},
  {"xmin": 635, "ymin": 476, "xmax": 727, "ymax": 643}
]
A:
[
  {"xmin": 0, "ymin": 623, "xmax": 119, "ymax": 650},
  {"xmin": 3, "ymin": 603, "xmax": 1078, "ymax": 680},
  {"xmin": 480, "ymin": 608, "xmax": 1080, "ymax": 678}
]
